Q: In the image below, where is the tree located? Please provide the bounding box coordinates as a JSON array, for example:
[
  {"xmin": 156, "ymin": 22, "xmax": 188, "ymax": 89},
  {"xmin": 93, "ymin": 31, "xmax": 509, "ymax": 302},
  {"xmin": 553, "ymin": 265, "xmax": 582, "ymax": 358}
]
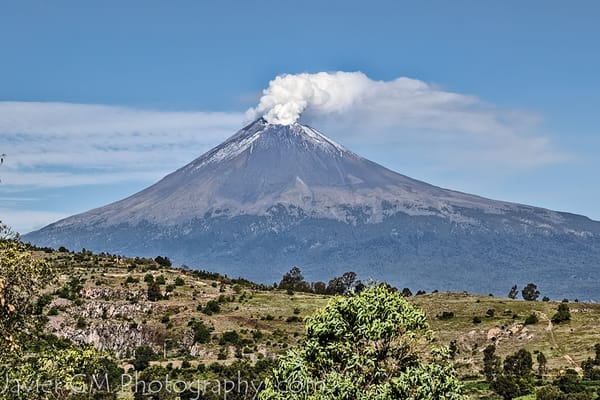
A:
[
  {"xmin": 508, "ymin": 285, "xmax": 519, "ymax": 299},
  {"xmin": 0, "ymin": 222, "xmax": 121, "ymax": 399},
  {"xmin": 259, "ymin": 284, "xmax": 466, "ymax": 400},
  {"xmin": 1, "ymin": 222, "xmax": 54, "ymax": 356},
  {"xmin": 504, "ymin": 349, "xmax": 533, "ymax": 379},
  {"xmin": 132, "ymin": 345, "xmax": 158, "ymax": 371},
  {"xmin": 402, "ymin": 287, "xmax": 413, "ymax": 297},
  {"xmin": 279, "ymin": 266, "xmax": 310, "ymax": 292},
  {"xmin": 537, "ymin": 352, "xmax": 548, "ymax": 377},
  {"xmin": 147, "ymin": 281, "xmax": 162, "ymax": 301},
  {"xmin": 522, "ymin": 283, "xmax": 540, "ymax": 301},
  {"xmin": 483, "ymin": 344, "xmax": 500, "ymax": 382},
  {"xmin": 491, "ymin": 349, "xmax": 534, "ymax": 400},
  {"xmin": 154, "ymin": 255, "xmax": 171, "ymax": 267},
  {"xmin": 311, "ymin": 281, "xmax": 327, "ymax": 294},
  {"xmin": 552, "ymin": 303, "xmax": 571, "ymax": 324},
  {"xmin": 492, "ymin": 375, "xmax": 522, "ymax": 400},
  {"xmin": 326, "ymin": 271, "xmax": 358, "ymax": 294},
  {"xmin": 536, "ymin": 385, "xmax": 566, "ymax": 400}
]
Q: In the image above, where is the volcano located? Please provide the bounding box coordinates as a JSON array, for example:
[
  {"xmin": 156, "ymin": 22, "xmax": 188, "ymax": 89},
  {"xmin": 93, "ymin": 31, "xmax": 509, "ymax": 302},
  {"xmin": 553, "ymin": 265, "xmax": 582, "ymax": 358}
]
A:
[{"xmin": 24, "ymin": 119, "xmax": 600, "ymax": 299}]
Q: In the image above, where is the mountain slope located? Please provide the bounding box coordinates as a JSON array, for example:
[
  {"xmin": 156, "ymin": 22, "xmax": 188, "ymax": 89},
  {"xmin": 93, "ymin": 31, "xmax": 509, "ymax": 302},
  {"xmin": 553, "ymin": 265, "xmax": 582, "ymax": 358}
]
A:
[{"xmin": 24, "ymin": 119, "xmax": 600, "ymax": 299}]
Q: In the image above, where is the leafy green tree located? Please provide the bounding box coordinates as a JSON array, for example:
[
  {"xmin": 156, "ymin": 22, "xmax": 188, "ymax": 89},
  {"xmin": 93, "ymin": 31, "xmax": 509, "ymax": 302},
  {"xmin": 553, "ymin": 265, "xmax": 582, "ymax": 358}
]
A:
[
  {"xmin": 1, "ymin": 222, "xmax": 54, "ymax": 356},
  {"xmin": 522, "ymin": 283, "xmax": 540, "ymax": 301},
  {"xmin": 147, "ymin": 281, "xmax": 162, "ymax": 301},
  {"xmin": 311, "ymin": 281, "xmax": 327, "ymax": 294},
  {"xmin": 188, "ymin": 318, "xmax": 212, "ymax": 344},
  {"xmin": 279, "ymin": 266, "xmax": 311, "ymax": 292},
  {"xmin": 259, "ymin": 284, "xmax": 465, "ymax": 400},
  {"xmin": 492, "ymin": 375, "xmax": 522, "ymax": 400},
  {"xmin": 504, "ymin": 349, "xmax": 533, "ymax": 379},
  {"xmin": 492, "ymin": 349, "xmax": 534, "ymax": 399},
  {"xmin": 4, "ymin": 344, "xmax": 121, "ymax": 399},
  {"xmin": 132, "ymin": 345, "xmax": 158, "ymax": 371},
  {"xmin": 326, "ymin": 271, "xmax": 357, "ymax": 294},
  {"xmin": 554, "ymin": 369, "xmax": 585, "ymax": 394},
  {"xmin": 0, "ymin": 223, "xmax": 121, "ymax": 399},
  {"xmin": 154, "ymin": 255, "xmax": 172, "ymax": 267},
  {"xmin": 536, "ymin": 385, "xmax": 566, "ymax": 400},
  {"xmin": 537, "ymin": 352, "xmax": 548, "ymax": 377},
  {"xmin": 483, "ymin": 344, "xmax": 501, "ymax": 382}
]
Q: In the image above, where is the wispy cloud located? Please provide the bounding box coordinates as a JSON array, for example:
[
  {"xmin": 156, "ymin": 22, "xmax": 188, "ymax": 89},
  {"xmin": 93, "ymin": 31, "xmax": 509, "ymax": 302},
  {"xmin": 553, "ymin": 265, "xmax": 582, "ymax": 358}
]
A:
[
  {"xmin": 0, "ymin": 209, "xmax": 71, "ymax": 234},
  {"xmin": 0, "ymin": 102, "xmax": 245, "ymax": 188}
]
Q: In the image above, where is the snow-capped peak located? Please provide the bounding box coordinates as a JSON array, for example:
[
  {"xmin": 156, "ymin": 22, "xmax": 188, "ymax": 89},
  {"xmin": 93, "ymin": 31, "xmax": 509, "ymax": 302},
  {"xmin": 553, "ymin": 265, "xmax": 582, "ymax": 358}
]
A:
[{"xmin": 189, "ymin": 119, "xmax": 349, "ymax": 170}]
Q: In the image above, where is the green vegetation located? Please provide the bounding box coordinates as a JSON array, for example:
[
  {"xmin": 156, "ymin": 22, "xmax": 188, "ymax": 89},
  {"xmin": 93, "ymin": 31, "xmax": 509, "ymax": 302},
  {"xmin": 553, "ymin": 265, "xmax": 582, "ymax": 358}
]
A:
[
  {"xmin": 259, "ymin": 285, "xmax": 466, "ymax": 400},
  {"xmin": 3, "ymin": 221, "xmax": 600, "ymax": 399}
]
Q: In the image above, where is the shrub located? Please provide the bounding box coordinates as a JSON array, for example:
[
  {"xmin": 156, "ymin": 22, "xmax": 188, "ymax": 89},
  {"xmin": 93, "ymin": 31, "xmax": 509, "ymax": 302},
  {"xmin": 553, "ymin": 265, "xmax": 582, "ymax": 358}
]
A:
[
  {"xmin": 132, "ymin": 345, "xmax": 157, "ymax": 371},
  {"xmin": 438, "ymin": 311, "xmax": 455, "ymax": 320},
  {"xmin": 175, "ymin": 277, "xmax": 185, "ymax": 286},
  {"xmin": 154, "ymin": 256, "xmax": 171, "ymax": 267},
  {"xmin": 147, "ymin": 282, "xmax": 162, "ymax": 302},
  {"xmin": 202, "ymin": 300, "xmax": 221, "ymax": 315},
  {"xmin": 473, "ymin": 316, "xmax": 482, "ymax": 324},
  {"xmin": 525, "ymin": 314, "xmax": 539, "ymax": 325},
  {"xmin": 552, "ymin": 303, "xmax": 571, "ymax": 324},
  {"xmin": 219, "ymin": 331, "xmax": 240, "ymax": 345}
]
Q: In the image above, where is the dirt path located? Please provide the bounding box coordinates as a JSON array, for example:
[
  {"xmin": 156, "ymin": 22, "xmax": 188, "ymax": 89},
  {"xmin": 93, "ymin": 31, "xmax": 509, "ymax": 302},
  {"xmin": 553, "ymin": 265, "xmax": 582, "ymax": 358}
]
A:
[{"xmin": 538, "ymin": 311, "xmax": 580, "ymax": 371}]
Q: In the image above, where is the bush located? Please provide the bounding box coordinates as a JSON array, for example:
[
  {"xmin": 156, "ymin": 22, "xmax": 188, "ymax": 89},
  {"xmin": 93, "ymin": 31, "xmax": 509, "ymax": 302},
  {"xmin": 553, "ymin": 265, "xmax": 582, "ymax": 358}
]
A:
[
  {"xmin": 154, "ymin": 256, "xmax": 171, "ymax": 267},
  {"xmin": 188, "ymin": 319, "xmax": 212, "ymax": 344},
  {"xmin": 525, "ymin": 314, "xmax": 539, "ymax": 325},
  {"xmin": 438, "ymin": 311, "xmax": 455, "ymax": 320},
  {"xmin": 76, "ymin": 317, "xmax": 87, "ymax": 329},
  {"xmin": 473, "ymin": 316, "xmax": 482, "ymax": 324},
  {"xmin": 536, "ymin": 385, "xmax": 566, "ymax": 400},
  {"xmin": 156, "ymin": 275, "xmax": 166, "ymax": 285},
  {"xmin": 219, "ymin": 330, "xmax": 240, "ymax": 345},
  {"xmin": 132, "ymin": 345, "xmax": 157, "ymax": 371},
  {"xmin": 175, "ymin": 277, "xmax": 185, "ymax": 286},
  {"xmin": 552, "ymin": 303, "xmax": 571, "ymax": 324},
  {"xmin": 147, "ymin": 282, "xmax": 162, "ymax": 302},
  {"xmin": 202, "ymin": 300, "xmax": 221, "ymax": 315}
]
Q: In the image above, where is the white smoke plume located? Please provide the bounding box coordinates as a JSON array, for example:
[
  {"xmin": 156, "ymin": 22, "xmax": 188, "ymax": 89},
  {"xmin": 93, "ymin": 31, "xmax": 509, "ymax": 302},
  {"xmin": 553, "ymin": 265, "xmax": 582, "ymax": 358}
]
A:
[{"xmin": 247, "ymin": 71, "xmax": 476, "ymax": 126}]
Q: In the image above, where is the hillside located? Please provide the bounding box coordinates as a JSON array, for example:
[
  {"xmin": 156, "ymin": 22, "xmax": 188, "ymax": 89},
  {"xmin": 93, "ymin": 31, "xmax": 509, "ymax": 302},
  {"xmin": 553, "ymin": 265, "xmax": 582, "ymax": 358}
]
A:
[{"xmin": 29, "ymin": 246, "xmax": 600, "ymax": 399}]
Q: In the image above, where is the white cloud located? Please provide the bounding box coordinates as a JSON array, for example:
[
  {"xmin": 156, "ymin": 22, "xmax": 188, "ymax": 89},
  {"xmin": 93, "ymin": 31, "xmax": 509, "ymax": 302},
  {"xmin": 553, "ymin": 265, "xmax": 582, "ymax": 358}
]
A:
[
  {"xmin": 0, "ymin": 102, "xmax": 245, "ymax": 188},
  {"xmin": 0, "ymin": 209, "xmax": 70, "ymax": 234},
  {"xmin": 248, "ymin": 71, "xmax": 567, "ymax": 168}
]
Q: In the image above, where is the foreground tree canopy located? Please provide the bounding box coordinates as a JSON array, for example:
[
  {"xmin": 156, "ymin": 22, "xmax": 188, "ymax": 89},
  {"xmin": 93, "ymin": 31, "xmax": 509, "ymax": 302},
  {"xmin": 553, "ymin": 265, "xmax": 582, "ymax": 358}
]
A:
[
  {"xmin": 1, "ymin": 222, "xmax": 120, "ymax": 399},
  {"xmin": 259, "ymin": 284, "xmax": 465, "ymax": 400}
]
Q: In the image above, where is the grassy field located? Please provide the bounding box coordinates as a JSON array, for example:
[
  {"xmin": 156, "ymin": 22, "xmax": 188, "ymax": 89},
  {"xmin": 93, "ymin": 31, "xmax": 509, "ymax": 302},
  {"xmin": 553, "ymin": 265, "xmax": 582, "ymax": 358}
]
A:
[{"xmin": 32, "ymin": 248, "xmax": 600, "ymax": 399}]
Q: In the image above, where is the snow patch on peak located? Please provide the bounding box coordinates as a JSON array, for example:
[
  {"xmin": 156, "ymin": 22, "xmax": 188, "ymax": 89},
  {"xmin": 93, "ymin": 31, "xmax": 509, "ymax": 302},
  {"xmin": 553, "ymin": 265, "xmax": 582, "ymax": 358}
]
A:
[{"xmin": 300, "ymin": 125, "xmax": 346, "ymax": 154}]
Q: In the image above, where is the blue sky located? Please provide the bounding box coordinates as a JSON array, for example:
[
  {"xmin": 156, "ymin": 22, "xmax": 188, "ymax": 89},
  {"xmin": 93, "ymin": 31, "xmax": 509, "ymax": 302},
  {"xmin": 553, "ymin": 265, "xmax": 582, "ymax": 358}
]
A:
[{"xmin": 1, "ymin": 0, "xmax": 599, "ymax": 233}]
